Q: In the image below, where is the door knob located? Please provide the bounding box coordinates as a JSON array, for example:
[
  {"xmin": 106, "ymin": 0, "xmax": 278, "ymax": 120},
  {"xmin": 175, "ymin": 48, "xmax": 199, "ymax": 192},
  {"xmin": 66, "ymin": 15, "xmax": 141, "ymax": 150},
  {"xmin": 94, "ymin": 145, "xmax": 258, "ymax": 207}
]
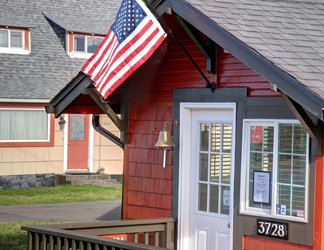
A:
[{"xmin": 227, "ymin": 222, "xmax": 230, "ymax": 228}]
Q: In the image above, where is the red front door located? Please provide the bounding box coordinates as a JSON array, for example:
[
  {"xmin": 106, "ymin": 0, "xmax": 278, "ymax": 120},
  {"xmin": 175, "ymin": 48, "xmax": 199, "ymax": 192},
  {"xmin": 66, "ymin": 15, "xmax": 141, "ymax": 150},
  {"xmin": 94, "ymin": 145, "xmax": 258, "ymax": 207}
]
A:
[{"xmin": 67, "ymin": 114, "xmax": 89, "ymax": 171}]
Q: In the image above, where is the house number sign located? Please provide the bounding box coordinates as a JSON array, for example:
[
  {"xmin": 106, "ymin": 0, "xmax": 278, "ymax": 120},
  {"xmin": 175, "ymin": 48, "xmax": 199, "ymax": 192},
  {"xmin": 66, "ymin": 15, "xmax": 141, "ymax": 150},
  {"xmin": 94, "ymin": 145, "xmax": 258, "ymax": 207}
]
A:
[{"xmin": 257, "ymin": 219, "xmax": 288, "ymax": 240}]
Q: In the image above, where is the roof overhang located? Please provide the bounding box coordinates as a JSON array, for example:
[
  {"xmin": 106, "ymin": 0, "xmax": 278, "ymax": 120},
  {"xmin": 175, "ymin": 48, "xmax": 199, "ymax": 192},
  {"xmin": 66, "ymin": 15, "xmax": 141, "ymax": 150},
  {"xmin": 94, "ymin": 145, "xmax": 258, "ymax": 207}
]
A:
[{"xmin": 156, "ymin": 0, "xmax": 324, "ymax": 121}]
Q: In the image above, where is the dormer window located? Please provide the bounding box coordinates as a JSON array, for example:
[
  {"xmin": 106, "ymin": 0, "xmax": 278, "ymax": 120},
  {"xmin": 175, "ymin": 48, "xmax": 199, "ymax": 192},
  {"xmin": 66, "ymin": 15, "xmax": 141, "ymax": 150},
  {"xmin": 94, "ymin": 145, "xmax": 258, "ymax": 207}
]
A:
[
  {"xmin": 68, "ymin": 33, "xmax": 104, "ymax": 58},
  {"xmin": 0, "ymin": 27, "xmax": 30, "ymax": 54}
]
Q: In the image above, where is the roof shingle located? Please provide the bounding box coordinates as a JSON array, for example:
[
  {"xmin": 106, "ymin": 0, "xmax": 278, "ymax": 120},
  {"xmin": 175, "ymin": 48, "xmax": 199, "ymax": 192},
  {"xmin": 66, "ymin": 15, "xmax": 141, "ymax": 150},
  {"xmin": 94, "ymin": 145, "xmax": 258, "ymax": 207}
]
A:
[
  {"xmin": 0, "ymin": 0, "xmax": 121, "ymax": 100},
  {"xmin": 186, "ymin": 0, "xmax": 324, "ymax": 100}
]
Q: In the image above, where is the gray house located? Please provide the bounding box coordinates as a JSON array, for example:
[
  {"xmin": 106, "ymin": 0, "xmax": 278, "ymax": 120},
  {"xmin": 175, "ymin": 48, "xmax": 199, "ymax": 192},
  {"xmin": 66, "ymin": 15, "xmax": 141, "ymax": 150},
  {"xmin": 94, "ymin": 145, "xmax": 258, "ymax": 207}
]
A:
[{"xmin": 0, "ymin": 0, "xmax": 123, "ymax": 187}]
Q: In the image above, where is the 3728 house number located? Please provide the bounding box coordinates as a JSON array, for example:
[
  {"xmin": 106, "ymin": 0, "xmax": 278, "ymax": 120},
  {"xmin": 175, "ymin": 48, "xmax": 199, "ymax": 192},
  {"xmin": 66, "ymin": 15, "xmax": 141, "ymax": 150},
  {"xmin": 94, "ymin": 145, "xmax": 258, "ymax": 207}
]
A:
[{"xmin": 257, "ymin": 219, "xmax": 289, "ymax": 240}]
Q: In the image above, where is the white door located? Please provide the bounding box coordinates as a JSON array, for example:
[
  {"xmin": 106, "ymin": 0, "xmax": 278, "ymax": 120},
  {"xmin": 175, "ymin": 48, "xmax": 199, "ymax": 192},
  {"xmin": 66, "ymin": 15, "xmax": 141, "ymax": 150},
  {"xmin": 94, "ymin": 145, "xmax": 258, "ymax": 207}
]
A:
[{"xmin": 178, "ymin": 103, "xmax": 236, "ymax": 250}]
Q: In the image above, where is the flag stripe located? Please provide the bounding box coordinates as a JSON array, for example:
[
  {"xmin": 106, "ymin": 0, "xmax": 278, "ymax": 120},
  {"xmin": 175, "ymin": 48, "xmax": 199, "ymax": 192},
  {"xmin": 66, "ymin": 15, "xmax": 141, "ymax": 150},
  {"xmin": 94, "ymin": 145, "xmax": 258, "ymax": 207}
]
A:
[
  {"xmin": 95, "ymin": 17, "xmax": 153, "ymax": 89},
  {"xmin": 83, "ymin": 31, "xmax": 117, "ymax": 77},
  {"xmin": 81, "ymin": 0, "xmax": 167, "ymax": 99},
  {"xmin": 96, "ymin": 19, "xmax": 159, "ymax": 91},
  {"xmin": 100, "ymin": 31, "xmax": 165, "ymax": 97}
]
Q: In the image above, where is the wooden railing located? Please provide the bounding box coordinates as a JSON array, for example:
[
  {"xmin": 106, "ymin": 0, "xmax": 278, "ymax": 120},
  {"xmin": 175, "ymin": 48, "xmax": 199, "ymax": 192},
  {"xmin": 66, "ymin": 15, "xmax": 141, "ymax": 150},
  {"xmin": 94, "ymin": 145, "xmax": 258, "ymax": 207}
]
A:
[{"xmin": 21, "ymin": 218, "xmax": 176, "ymax": 250}]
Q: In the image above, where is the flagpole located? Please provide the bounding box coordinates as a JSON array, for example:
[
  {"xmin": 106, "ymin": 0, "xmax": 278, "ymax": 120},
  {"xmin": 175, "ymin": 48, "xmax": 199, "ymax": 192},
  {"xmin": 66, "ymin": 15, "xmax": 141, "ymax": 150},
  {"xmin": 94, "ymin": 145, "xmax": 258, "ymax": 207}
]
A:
[{"xmin": 143, "ymin": 0, "xmax": 216, "ymax": 93}]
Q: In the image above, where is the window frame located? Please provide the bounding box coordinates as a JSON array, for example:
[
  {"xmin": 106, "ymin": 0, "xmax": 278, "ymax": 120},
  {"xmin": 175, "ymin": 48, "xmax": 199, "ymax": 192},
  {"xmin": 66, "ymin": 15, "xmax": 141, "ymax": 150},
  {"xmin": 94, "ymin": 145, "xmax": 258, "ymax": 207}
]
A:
[
  {"xmin": 0, "ymin": 106, "xmax": 54, "ymax": 147},
  {"xmin": 67, "ymin": 32, "xmax": 104, "ymax": 59},
  {"xmin": 240, "ymin": 119, "xmax": 310, "ymax": 223},
  {"xmin": 0, "ymin": 27, "xmax": 30, "ymax": 55}
]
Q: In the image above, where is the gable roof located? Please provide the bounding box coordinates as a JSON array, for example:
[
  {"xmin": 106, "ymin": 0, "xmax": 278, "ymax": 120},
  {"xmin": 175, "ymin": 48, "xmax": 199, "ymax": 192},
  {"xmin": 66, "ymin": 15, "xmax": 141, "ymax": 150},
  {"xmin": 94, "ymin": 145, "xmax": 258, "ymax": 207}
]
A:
[
  {"xmin": 156, "ymin": 0, "xmax": 324, "ymax": 120},
  {"xmin": 0, "ymin": 0, "xmax": 121, "ymax": 101}
]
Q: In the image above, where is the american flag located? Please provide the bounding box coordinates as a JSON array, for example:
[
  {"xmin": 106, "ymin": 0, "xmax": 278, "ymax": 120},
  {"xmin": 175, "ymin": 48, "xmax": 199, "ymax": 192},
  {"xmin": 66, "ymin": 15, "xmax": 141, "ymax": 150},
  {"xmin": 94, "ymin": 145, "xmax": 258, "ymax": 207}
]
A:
[{"xmin": 82, "ymin": 0, "xmax": 167, "ymax": 99}]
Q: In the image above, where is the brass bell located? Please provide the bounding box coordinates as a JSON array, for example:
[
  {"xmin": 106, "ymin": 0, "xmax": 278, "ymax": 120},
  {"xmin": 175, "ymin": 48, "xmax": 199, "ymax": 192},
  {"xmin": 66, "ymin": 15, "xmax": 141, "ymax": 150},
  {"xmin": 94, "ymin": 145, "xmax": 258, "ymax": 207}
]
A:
[
  {"xmin": 155, "ymin": 122, "xmax": 175, "ymax": 147},
  {"xmin": 155, "ymin": 122, "xmax": 175, "ymax": 168}
]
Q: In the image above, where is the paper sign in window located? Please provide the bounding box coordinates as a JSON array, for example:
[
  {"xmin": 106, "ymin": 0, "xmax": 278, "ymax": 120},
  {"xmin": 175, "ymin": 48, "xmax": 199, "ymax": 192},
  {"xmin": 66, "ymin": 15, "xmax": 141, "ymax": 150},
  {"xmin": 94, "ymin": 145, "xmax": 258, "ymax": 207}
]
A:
[{"xmin": 253, "ymin": 171, "xmax": 271, "ymax": 204}]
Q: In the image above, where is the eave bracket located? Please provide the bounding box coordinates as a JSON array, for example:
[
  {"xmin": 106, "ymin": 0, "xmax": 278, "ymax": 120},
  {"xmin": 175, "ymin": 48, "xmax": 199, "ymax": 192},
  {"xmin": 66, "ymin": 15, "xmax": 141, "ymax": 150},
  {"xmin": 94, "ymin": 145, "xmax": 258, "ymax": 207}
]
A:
[
  {"xmin": 281, "ymin": 92, "xmax": 322, "ymax": 155},
  {"xmin": 175, "ymin": 15, "xmax": 216, "ymax": 74},
  {"xmin": 84, "ymin": 88, "xmax": 127, "ymax": 144}
]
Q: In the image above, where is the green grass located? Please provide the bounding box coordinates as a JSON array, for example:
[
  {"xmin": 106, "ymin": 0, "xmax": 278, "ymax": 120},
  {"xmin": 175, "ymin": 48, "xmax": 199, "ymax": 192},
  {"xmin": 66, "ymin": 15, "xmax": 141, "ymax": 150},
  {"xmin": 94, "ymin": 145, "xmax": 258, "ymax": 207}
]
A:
[
  {"xmin": 0, "ymin": 220, "xmax": 61, "ymax": 250},
  {"xmin": 0, "ymin": 184, "xmax": 123, "ymax": 249},
  {"xmin": 0, "ymin": 184, "xmax": 122, "ymax": 206}
]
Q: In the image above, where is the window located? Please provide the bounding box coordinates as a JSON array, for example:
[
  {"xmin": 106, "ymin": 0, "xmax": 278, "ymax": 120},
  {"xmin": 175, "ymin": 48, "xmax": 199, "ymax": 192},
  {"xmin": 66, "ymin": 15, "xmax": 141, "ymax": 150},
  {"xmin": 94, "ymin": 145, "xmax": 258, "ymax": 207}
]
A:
[
  {"xmin": 240, "ymin": 120, "xmax": 309, "ymax": 222},
  {"xmin": 0, "ymin": 27, "xmax": 30, "ymax": 54},
  {"xmin": 0, "ymin": 108, "xmax": 54, "ymax": 147},
  {"xmin": 68, "ymin": 33, "xmax": 104, "ymax": 58}
]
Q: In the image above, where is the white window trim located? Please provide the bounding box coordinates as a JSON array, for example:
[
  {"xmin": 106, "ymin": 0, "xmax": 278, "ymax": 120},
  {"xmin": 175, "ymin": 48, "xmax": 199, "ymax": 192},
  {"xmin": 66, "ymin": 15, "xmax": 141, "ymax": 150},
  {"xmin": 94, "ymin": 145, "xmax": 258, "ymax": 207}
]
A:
[
  {"xmin": 0, "ymin": 29, "xmax": 30, "ymax": 55},
  {"xmin": 0, "ymin": 108, "xmax": 51, "ymax": 142},
  {"xmin": 240, "ymin": 119, "xmax": 309, "ymax": 223},
  {"xmin": 68, "ymin": 34, "xmax": 103, "ymax": 59}
]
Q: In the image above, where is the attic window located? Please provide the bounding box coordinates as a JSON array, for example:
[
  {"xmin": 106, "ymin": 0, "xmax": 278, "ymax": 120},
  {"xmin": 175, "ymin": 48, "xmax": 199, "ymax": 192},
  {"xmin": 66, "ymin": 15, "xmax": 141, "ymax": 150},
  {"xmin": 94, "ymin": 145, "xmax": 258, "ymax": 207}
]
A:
[
  {"xmin": 0, "ymin": 27, "xmax": 30, "ymax": 55},
  {"xmin": 68, "ymin": 33, "xmax": 104, "ymax": 59}
]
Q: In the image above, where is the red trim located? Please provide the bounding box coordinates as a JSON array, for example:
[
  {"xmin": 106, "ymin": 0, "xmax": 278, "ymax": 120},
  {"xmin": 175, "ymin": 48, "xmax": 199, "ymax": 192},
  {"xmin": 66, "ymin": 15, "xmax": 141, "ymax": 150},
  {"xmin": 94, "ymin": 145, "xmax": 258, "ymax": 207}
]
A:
[
  {"xmin": 243, "ymin": 235, "xmax": 312, "ymax": 249},
  {"xmin": 122, "ymin": 145, "xmax": 130, "ymax": 219},
  {"xmin": 68, "ymin": 33, "xmax": 73, "ymax": 53},
  {"xmin": 314, "ymin": 124, "xmax": 324, "ymax": 250},
  {"xmin": 0, "ymin": 104, "xmax": 55, "ymax": 147},
  {"xmin": 24, "ymin": 29, "xmax": 29, "ymax": 50}
]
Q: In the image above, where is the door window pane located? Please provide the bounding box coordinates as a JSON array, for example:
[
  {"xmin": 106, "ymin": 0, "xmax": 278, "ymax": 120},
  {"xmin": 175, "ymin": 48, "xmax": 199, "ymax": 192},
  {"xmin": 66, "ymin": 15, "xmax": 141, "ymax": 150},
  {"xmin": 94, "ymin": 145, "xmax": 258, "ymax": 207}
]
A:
[
  {"xmin": 211, "ymin": 124, "xmax": 221, "ymax": 152},
  {"xmin": 221, "ymin": 155, "xmax": 231, "ymax": 184},
  {"xmin": 70, "ymin": 114, "xmax": 85, "ymax": 140},
  {"xmin": 223, "ymin": 124, "xmax": 232, "ymax": 152},
  {"xmin": 199, "ymin": 153, "xmax": 208, "ymax": 181},
  {"xmin": 198, "ymin": 183, "xmax": 208, "ymax": 212},
  {"xmin": 209, "ymin": 185, "xmax": 219, "ymax": 213},
  {"xmin": 221, "ymin": 186, "xmax": 230, "ymax": 215},
  {"xmin": 200, "ymin": 123, "xmax": 209, "ymax": 151},
  {"xmin": 210, "ymin": 154, "xmax": 220, "ymax": 183}
]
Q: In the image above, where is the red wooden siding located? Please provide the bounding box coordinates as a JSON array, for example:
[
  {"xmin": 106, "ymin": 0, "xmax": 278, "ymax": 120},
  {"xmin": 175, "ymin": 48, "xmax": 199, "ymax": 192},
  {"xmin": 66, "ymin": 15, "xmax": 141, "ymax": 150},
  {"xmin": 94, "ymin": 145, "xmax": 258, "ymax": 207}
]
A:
[
  {"xmin": 122, "ymin": 29, "xmax": 277, "ymax": 219},
  {"xmin": 314, "ymin": 126, "xmax": 324, "ymax": 250},
  {"xmin": 123, "ymin": 105, "xmax": 173, "ymax": 219},
  {"xmin": 218, "ymin": 51, "xmax": 279, "ymax": 97},
  {"xmin": 243, "ymin": 236, "xmax": 312, "ymax": 250}
]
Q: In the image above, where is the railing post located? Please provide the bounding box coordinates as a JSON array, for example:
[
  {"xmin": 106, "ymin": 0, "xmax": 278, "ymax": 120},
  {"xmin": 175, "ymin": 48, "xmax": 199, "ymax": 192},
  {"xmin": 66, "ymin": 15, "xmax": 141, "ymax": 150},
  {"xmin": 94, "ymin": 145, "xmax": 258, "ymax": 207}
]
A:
[
  {"xmin": 27, "ymin": 232, "xmax": 33, "ymax": 250},
  {"xmin": 56, "ymin": 236, "xmax": 62, "ymax": 249},
  {"xmin": 64, "ymin": 238, "xmax": 69, "ymax": 249},
  {"xmin": 49, "ymin": 235, "xmax": 54, "ymax": 250},
  {"xmin": 41, "ymin": 234, "xmax": 47, "ymax": 250},
  {"xmin": 165, "ymin": 221, "xmax": 175, "ymax": 249},
  {"xmin": 35, "ymin": 233, "xmax": 40, "ymax": 250},
  {"xmin": 79, "ymin": 240, "xmax": 85, "ymax": 250},
  {"xmin": 154, "ymin": 231, "xmax": 159, "ymax": 246},
  {"xmin": 87, "ymin": 242, "xmax": 92, "ymax": 250}
]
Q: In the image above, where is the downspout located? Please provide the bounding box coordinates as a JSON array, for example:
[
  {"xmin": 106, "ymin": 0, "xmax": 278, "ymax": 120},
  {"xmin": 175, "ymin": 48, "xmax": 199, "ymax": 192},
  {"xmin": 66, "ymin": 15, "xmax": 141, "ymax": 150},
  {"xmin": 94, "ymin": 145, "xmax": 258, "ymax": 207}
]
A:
[{"xmin": 92, "ymin": 114, "xmax": 124, "ymax": 149}]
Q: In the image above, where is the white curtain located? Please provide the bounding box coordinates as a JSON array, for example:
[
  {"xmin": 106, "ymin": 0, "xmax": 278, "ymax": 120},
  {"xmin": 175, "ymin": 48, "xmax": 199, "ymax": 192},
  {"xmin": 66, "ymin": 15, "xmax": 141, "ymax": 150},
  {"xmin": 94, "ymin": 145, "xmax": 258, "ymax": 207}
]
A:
[
  {"xmin": 0, "ymin": 30, "xmax": 8, "ymax": 47},
  {"xmin": 10, "ymin": 31, "xmax": 22, "ymax": 48},
  {"xmin": 0, "ymin": 110, "xmax": 48, "ymax": 141}
]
